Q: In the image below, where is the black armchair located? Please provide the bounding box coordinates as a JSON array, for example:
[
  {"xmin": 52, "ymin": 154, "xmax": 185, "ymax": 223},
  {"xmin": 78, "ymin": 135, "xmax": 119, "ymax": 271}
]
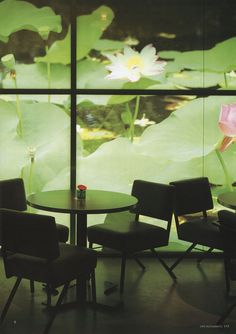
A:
[
  {"xmin": 0, "ymin": 178, "xmax": 69, "ymax": 301},
  {"xmin": 87, "ymin": 180, "xmax": 176, "ymax": 294},
  {"xmin": 0, "ymin": 208, "xmax": 97, "ymax": 334},
  {"xmin": 169, "ymin": 177, "xmax": 222, "ymax": 271},
  {"xmin": 216, "ymin": 210, "xmax": 236, "ymax": 324},
  {"xmin": 0, "ymin": 178, "xmax": 69, "ymax": 243}
]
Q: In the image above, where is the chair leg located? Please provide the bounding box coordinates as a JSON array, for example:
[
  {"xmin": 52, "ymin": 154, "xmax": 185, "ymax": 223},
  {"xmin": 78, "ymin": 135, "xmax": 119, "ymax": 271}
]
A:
[
  {"xmin": 30, "ymin": 279, "xmax": 35, "ymax": 293},
  {"xmin": 170, "ymin": 243, "xmax": 196, "ymax": 271},
  {"xmin": 216, "ymin": 299, "xmax": 236, "ymax": 325},
  {"xmin": 120, "ymin": 254, "xmax": 127, "ymax": 294},
  {"xmin": 151, "ymin": 248, "xmax": 177, "ymax": 280},
  {"xmin": 197, "ymin": 247, "xmax": 214, "ymax": 264},
  {"xmin": 90, "ymin": 270, "xmax": 97, "ymax": 305},
  {"xmin": 43, "ymin": 282, "xmax": 69, "ymax": 334},
  {"xmin": 45, "ymin": 284, "xmax": 52, "ymax": 307},
  {"xmin": 224, "ymin": 259, "xmax": 231, "ymax": 294},
  {"xmin": 133, "ymin": 255, "xmax": 146, "ymax": 271},
  {"xmin": 0, "ymin": 277, "xmax": 22, "ymax": 324}
]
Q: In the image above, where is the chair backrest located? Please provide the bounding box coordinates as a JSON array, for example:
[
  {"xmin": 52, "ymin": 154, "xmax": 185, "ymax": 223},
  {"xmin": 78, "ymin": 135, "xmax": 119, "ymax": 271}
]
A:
[
  {"xmin": 131, "ymin": 180, "xmax": 175, "ymax": 224},
  {"xmin": 170, "ymin": 177, "xmax": 213, "ymax": 216},
  {"xmin": 0, "ymin": 178, "xmax": 27, "ymax": 211},
  {"xmin": 0, "ymin": 208, "xmax": 60, "ymax": 261},
  {"xmin": 218, "ymin": 210, "xmax": 236, "ymax": 258}
]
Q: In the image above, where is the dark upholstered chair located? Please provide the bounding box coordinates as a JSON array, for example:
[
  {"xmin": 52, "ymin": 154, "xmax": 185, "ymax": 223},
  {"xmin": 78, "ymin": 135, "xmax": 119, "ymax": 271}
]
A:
[
  {"xmin": 217, "ymin": 210, "xmax": 236, "ymax": 324},
  {"xmin": 87, "ymin": 180, "xmax": 176, "ymax": 294},
  {"xmin": 0, "ymin": 178, "xmax": 69, "ymax": 243},
  {"xmin": 0, "ymin": 209, "xmax": 97, "ymax": 334},
  {"xmin": 218, "ymin": 210, "xmax": 236, "ymax": 294},
  {"xmin": 0, "ymin": 178, "xmax": 69, "ymax": 301},
  {"xmin": 169, "ymin": 177, "xmax": 222, "ymax": 271}
]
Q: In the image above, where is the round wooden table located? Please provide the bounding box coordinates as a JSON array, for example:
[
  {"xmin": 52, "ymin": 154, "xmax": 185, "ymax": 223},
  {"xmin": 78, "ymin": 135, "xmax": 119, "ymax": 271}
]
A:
[
  {"xmin": 27, "ymin": 189, "xmax": 137, "ymax": 247},
  {"xmin": 27, "ymin": 189, "xmax": 137, "ymax": 304}
]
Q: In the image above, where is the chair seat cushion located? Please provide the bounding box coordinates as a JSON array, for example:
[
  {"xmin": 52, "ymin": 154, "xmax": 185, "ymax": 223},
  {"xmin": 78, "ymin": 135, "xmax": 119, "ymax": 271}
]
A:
[
  {"xmin": 88, "ymin": 212, "xmax": 168, "ymax": 253},
  {"xmin": 56, "ymin": 223, "xmax": 69, "ymax": 243},
  {"xmin": 5, "ymin": 244, "xmax": 97, "ymax": 287},
  {"xmin": 178, "ymin": 219, "xmax": 222, "ymax": 249}
]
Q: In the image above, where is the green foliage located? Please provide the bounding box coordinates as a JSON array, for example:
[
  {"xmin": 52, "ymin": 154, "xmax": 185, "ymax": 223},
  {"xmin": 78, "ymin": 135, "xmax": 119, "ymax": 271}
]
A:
[
  {"xmin": 160, "ymin": 38, "xmax": 236, "ymax": 84},
  {"xmin": 0, "ymin": 0, "xmax": 61, "ymax": 42},
  {"xmin": 35, "ymin": 26, "xmax": 71, "ymax": 65},
  {"xmin": 35, "ymin": 6, "xmax": 114, "ymax": 65},
  {"xmin": 94, "ymin": 39, "xmax": 125, "ymax": 51},
  {"xmin": 2, "ymin": 63, "xmax": 70, "ymax": 88},
  {"xmin": 1, "ymin": 1, "xmax": 236, "ymax": 202}
]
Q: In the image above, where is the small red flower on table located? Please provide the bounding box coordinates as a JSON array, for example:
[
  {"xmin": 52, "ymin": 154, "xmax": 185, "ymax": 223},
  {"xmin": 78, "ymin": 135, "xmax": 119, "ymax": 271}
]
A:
[{"xmin": 77, "ymin": 184, "xmax": 87, "ymax": 191}]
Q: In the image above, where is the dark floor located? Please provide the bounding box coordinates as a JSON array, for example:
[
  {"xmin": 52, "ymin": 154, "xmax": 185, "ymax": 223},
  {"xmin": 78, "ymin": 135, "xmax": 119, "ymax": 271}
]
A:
[{"xmin": 0, "ymin": 256, "xmax": 235, "ymax": 334}]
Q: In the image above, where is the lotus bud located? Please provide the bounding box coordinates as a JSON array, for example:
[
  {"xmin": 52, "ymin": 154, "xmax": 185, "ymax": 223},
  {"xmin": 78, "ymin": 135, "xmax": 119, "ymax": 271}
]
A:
[
  {"xmin": 28, "ymin": 146, "xmax": 36, "ymax": 163},
  {"xmin": 1, "ymin": 54, "xmax": 15, "ymax": 70}
]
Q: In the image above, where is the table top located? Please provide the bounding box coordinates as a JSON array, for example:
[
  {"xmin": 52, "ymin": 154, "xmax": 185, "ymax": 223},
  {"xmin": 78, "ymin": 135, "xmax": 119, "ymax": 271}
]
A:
[
  {"xmin": 27, "ymin": 189, "xmax": 138, "ymax": 215},
  {"xmin": 217, "ymin": 191, "xmax": 236, "ymax": 210}
]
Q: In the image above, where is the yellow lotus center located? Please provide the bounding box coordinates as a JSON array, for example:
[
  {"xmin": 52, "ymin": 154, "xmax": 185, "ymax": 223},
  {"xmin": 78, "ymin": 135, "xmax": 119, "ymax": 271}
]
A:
[{"xmin": 126, "ymin": 55, "xmax": 144, "ymax": 70}]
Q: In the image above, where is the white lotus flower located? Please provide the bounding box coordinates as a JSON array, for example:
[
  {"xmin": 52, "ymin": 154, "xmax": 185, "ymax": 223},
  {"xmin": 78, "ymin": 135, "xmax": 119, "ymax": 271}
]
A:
[
  {"xmin": 105, "ymin": 44, "xmax": 167, "ymax": 82},
  {"xmin": 134, "ymin": 113, "xmax": 155, "ymax": 127}
]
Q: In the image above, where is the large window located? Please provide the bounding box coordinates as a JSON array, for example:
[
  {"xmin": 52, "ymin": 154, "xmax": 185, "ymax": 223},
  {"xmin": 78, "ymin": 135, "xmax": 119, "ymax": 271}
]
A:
[{"xmin": 1, "ymin": 0, "xmax": 236, "ymax": 249}]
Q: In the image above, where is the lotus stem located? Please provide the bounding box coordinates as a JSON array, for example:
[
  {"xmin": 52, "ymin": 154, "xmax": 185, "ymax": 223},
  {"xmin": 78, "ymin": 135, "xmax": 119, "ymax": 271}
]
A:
[
  {"xmin": 224, "ymin": 72, "xmax": 228, "ymax": 88},
  {"xmin": 130, "ymin": 96, "xmax": 140, "ymax": 142},
  {"xmin": 45, "ymin": 44, "xmax": 51, "ymax": 102},
  {"xmin": 215, "ymin": 148, "xmax": 233, "ymax": 191},
  {"xmin": 12, "ymin": 73, "xmax": 23, "ymax": 137},
  {"xmin": 28, "ymin": 158, "xmax": 34, "ymax": 195}
]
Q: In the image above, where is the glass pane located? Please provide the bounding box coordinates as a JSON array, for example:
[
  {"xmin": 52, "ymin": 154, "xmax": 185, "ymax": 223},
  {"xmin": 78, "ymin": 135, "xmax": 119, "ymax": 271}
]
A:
[
  {"xmin": 204, "ymin": 0, "xmax": 236, "ymax": 90},
  {"xmin": 0, "ymin": 94, "xmax": 70, "ymax": 192},
  {"xmin": 76, "ymin": 0, "xmax": 205, "ymax": 90},
  {"xmin": 203, "ymin": 95, "xmax": 236, "ymax": 203},
  {"xmin": 76, "ymin": 94, "xmax": 204, "ymax": 250},
  {"xmin": 0, "ymin": 0, "xmax": 70, "ymax": 88}
]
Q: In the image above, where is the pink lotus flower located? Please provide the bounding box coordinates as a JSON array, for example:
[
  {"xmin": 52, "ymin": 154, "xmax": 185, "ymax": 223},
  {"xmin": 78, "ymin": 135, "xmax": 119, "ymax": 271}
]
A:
[{"xmin": 218, "ymin": 103, "xmax": 236, "ymax": 151}]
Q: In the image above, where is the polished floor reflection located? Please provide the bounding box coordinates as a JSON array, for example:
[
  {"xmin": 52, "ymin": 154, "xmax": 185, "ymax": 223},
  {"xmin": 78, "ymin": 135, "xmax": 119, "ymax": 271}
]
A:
[{"xmin": 0, "ymin": 256, "xmax": 235, "ymax": 334}]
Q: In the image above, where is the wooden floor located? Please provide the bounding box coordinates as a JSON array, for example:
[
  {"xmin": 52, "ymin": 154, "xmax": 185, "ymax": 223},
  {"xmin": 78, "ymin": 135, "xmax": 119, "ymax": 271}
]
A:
[{"xmin": 0, "ymin": 256, "xmax": 235, "ymax": 334}]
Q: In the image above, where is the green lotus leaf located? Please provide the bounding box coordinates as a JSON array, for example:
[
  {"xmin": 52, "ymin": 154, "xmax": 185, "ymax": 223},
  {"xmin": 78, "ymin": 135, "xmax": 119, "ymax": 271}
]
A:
[
  {"xmin": 167, "ymin": 70, "xmax": 224, "ymax": 88},
  {"xmin": 122, "ymin": 77, "xmax": 161, "ymax": 90},
  {"xmin": 22, "ymin": 129, "xmax": 71, "ymax": 194},
  {"xmin": 35, "ymin": 26, "xmax": 71, "ymax": 65},
  {"xmin": 204, "ymin": 37, "xmax": 236, "ymax": 72},
  {"xmin": 137, "ymin": 96, "xmax": 236, "ymax": 162},
  {"xmin": 77, "ymin": 5, "xmax": 114, "ymax": 60},
  {"xmin": 1, "ymin": 94, "xmax": 68, "ymax": 105},
  {"xmin": 0, "ymin": 0, "xmax": 61, "ymax": 42},
  {"xmin": 35, "ymin": 6, "xmax": 114, "ymax": 65},
  {"xmin": 76, "ymin": 137, "xmax": 203, "ymax": 194},
  {"xmin": 108, "ymin": 95, "xmax": 136, "ymax": 105},
  {"xmin": 76, "ymin": 58, "xmax": 123, "ymax": 89},
  {"xmin": 18, "ymin": 101, "xmax": 69, "ymax": 147},
  {"xmin": 94, "ymin": 39, "xmax": 125, "ymax": 51},
  {"xmin": 2, "ymin": 63, "xmax": 70, "ymax": 88},
  {"xmin": 0, "ymin": 99, "xmax": 18, "ymax": 140},
  {"xmin": 0, "ymin": 98, "xmax": 81, "ymax": 194},
  {"xmin": 160, "ymin": 38, "xmax": 236, "ymax": 73},
  {"xmin": 158, "ymin": 50, "xmax": 181, "ymax": 59},
  {"xmin": 0, "ymin": 99, "xmax": 27, "ymax": 177},
  {"xmin": 77, "ymin": 95, "xmax": 111, "ymax": 106},
  {"xmin": 0, "ymin": 138, "xmax": 27, "ymax": 178},
  {"xmin": 204, "ymin": 143, "xmax": 236, "ymax": 185}
]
